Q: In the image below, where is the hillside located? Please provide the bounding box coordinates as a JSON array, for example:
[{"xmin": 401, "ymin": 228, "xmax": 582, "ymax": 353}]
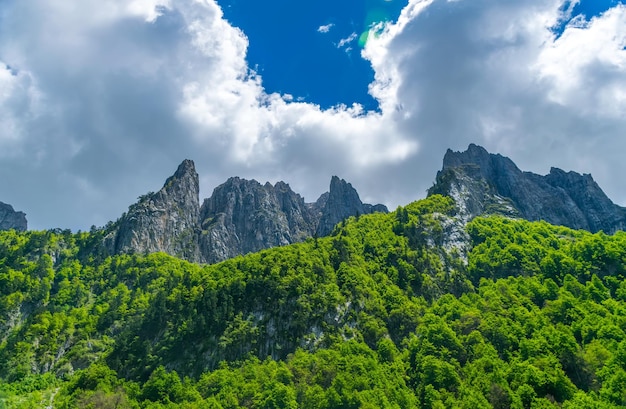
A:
[{"xmin": 1, "ymin": 195, "xmax": 626, "ymax": 408}]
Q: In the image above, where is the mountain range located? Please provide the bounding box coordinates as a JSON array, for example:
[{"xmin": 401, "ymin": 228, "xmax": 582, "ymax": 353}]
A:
[
  {"xmin": 2, "ymin": 144, "xmax": 625, "ymax": 262},
  {"xmin": 103, "ymin": 161, "xmax": 388, "ymax": 264}
]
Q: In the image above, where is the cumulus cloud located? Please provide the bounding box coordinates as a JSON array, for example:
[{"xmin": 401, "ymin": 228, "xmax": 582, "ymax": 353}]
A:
[
  {"xmin": 0, "ymin": 0, "xmax": 625, "ymax": 230},
  {"xmin": 0, "ymin": 0, "xmax": 414, "ymax": 229},
  {"xmin": 361, "ymin": 0, "xmax": 626, "ymax": 205},
  {"xmin": 535, "ymin": 5, "xmax": 626, "ymax": 115}
]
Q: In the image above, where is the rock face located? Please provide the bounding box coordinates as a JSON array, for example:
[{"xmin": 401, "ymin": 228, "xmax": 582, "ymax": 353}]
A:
[
  {"xmin": 105, "ymin": 160, "xmax": 201, "ymax": 260},
  {"xmin": 105, "ymin": 161, "xmax": 388, "ymax": 263},
  {"xmin": 316, "ymin": 176, "xmax": 372, "ymax": 237},
  {"xmin": 429, "ymin": 144, "xmax": 626, "ymax": 233},
  {"xmin": 198, "ymin": 178, "xmax": 317, "ymax": 264},
  {"xmin": 199, "ymin": 176, "xmax": 388, "ymax": 263},
  {"xmin": 0, "ymin": 201, "xmax": 27, "ymax": 231}
]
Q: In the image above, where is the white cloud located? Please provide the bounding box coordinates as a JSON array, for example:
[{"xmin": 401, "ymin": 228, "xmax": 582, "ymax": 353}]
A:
[
  {"xmin": 534, "ymin": 5, "xmax": 626, "ymax": 116},
  {"xmin": 317, "ymin": 23, "xmax": 334, "ymax": 33},
  {"xmin": 359, "ymin": 0, "xmax": 626, "ymax": 203},
  {"xmin": 1, "ymin": 0, "xmax": 626, "ymax": 230},
  {"xmin": 0, "ymin": 0, "xmax": 416, "ymax": 229},
  {"xmin": 337, "ymin": 32, "xmax": 357, "ymax": 49}
]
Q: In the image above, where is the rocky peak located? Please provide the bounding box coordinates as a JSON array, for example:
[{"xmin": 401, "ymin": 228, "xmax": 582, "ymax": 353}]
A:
[
  {"xmin": 544, "ymin": 167, "xmax": 625, "ymax": 233},
  {"xmin": 157, "ymin": 159, "xmax": 200, "ymax": 213},
  {"xmin": 103, "ymin": 162, "xmax": 388, "ymax": 263},
  {"xmin": 0, "ymin": 201, "xmax": 27, "ymax": 231},
  {"xmin": 430, "ymin": 144, "xmax": 626, "ymax": 233},
  {"xmin": 198, "ymin": 177, "xmax": 316, "ymax": 263},
  {"xmin": 316, "ymin": 176, "xmax": 388, "ymax": 237},
  {"xmin": 104, "ymin": 159, "xmax": 201, "ymax": 260},
  {"xmin": 169, "ymin": 159, "xmax": 198, "ymax": 188}
]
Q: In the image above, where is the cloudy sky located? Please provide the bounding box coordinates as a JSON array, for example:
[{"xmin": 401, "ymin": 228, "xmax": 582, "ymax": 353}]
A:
[{"xmin": 1, "ymin": 0, "xmax": 625, "ymax": 231}]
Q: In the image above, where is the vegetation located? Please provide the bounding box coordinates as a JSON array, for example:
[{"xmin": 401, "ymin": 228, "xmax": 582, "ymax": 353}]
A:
[{"xmin": 1, "ymin": 195, "xmax": 626, "ymax": 407}]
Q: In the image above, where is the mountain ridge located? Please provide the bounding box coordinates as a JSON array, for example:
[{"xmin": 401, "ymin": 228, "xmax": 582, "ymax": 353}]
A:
[
  {"xmin": 5, "ymin": 143, "xmax": 625, "ymax": 261},
  {"xmin": 104, "ymin": 162, "xmax": 388, "ymax": 263},
  {"xmin": 429, "ymin": 143, "xmax": 626, "ymax": 233}
]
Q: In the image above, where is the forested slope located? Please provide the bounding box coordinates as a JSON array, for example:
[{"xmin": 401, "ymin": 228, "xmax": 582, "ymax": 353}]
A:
[{"xmin": 1, "ymin": 195, "xmax": 626, "ymax": 408}]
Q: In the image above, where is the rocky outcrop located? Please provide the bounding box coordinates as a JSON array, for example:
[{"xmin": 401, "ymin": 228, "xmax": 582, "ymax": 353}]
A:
[
  {"xmin": 104, "ymin": 160, "xmax": 387, "ymax": 263},
  {"xmin": 429, "ymin": 144, "xmax": 626, "ymax": 233},
  {"xmin": 104, "ymin": 160, "xmax": 201, "ymax": 260},
  {"xmin": 0, "ymin": 201, "xmax": 27, "ymax": 231},
  {"xmin": 316, "ymin": 176, "xmax": 385, "ymax": 237},
  {"xmin": 198, "ymin": 178, "xmax": 317, "ymax": 264},
  {"xmin": 199, "ymin": 176, "xmax": 388, "ymax": 263}
]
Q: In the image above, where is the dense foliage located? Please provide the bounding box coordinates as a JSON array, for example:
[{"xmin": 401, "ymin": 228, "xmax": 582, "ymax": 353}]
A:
[{"xmin": 1, "ymin": 195, "xmax": 626, "ymax": 408}]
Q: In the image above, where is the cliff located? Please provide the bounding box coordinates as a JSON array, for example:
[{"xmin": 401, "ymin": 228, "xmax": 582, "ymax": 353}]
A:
[
  {"xmin": 105, "ymin": 161, "xmax": 388, "ymax": 263},
  {"xmin": 0, "ymin": 201, "xmax": 27, "ymax": 231},
  {"xmin": 429, "ymin": 144, "xmax": 626, "ymax": 233},
  {"xmin": 104, "ymin": 160, "xmax": 201, "ymax": 260}
]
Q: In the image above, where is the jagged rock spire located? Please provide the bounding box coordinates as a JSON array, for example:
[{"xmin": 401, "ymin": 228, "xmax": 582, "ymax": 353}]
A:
[
  {"xmin": 316, "ymin": 176, "xmax": 366, "ymax": 237},
  {"xmin": 104, "ymin": 163, "xmax": 388, "ymax": 263},
  {"xmin": 104, "ymin": 159, "xmax": 201, "ymax": 260}
]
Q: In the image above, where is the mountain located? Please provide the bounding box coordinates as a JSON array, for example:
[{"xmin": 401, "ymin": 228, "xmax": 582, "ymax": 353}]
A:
[
  {"xmin": 429, "ymin": 143, "xmax": 626, "ymax": 233},
  {"xmin": 0, "ymin": 201, "xmax": 27, "ymax": 231},
  {"xmin": 104, "ymin": 160, "xmax": 388, "ymax": 263},
  {"xmin": 316, "ymin": 176, "xmax": 382, "ymax": 237},
  {"xmin": 3, "ymin": 148, "xmax": 626, "ymax": 407},
  {"xmin": 3, "ymin": 194, "xmax": 626, "ymax": 408}
]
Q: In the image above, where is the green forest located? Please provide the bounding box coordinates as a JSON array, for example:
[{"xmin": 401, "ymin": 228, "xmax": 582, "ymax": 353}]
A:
[{"xmin": 1, "ymin": 195, "xmax": 626, "ymax": 408}]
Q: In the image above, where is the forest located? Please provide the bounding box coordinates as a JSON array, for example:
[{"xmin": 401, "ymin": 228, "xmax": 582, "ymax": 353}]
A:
[{"xmin": 1, "ymin": 195, "xmax": 626, "ymax": 408}]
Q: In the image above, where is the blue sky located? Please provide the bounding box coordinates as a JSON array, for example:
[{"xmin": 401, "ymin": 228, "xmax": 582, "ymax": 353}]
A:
[
  {"xmin": 553, "ymin": 0, "xmax": 621, "ymax": 36},
  {"xmin": 1, "ymin": 0, "xmax": 626, "ymax": 230},
  {"xmin": 219, "ymin": 0, "xmax": 407, "ymax": 110},
  {"xmin": 573, "ymin": 0, "xmax": 620, "ymax": 17}
]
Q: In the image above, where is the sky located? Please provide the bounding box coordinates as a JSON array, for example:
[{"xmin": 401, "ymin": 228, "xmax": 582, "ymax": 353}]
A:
[{"xmin": 0, "ymin": 0, "xmax": 625, "ymax": 231}]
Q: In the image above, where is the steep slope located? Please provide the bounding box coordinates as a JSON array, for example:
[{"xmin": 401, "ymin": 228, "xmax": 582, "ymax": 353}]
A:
[
  {"xmin": 104, "ymin": 159, "xmax": 201, "ymax": 261},
  {"xmin": 0, "ymin": 201, "xmax": 27, "ymax": 231},
  {"xmin": 429, "ymin": 143, "xmax": 626, "ymax": 233}
]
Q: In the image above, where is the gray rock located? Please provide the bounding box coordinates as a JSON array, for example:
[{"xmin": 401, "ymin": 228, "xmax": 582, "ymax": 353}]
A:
[
  {"xmin": 198, "ymin": 177, "xmax": 316, "ymax": 263},
  {"xmin": 199, "ymin": 176, "xmax": 387, "ymax": 263},
  {"xmin": 316, "ymin": 176, "xmax": 388, "ymax": 237},
  {"xmin": 105, "ymin": 159, "xmax": 201, "ymax": 260},
  {"xmin": 0, "ymin": 201, "xmax": 27, "ymax": 231},
  {"xmin": 429, "ymin": 144, "xmax": 626, "ymax": 233},
  {"xmin": 103, "ymin": 161, "xmax": 387, "ymax": 263}
]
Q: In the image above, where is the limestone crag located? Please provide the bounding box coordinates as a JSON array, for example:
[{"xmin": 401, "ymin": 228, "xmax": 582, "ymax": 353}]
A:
[
  {"xmin": 0, "ymin": 201, "xmax": 27, "ymax": 231},
  {"xmin": 317, "ymin": 176, "xmax": 374, "ymax": 237},
  {"xmin": 429, "ymin": 144, "xmax": 626, "ymax": 233},
  {"xmin": 105, "ymin": 161, "xmax": 388, "ymax": 263},
  {"xmin": 198, "ymin": 178, "xmax": 317, "ymax": 264},
  {"xmin": 105, "ymin": 159, "xmax": 201, "ymax": 260},
  {"xmin": 200, "ymin": 176, "xmax": 388, "ymax": 263}
]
